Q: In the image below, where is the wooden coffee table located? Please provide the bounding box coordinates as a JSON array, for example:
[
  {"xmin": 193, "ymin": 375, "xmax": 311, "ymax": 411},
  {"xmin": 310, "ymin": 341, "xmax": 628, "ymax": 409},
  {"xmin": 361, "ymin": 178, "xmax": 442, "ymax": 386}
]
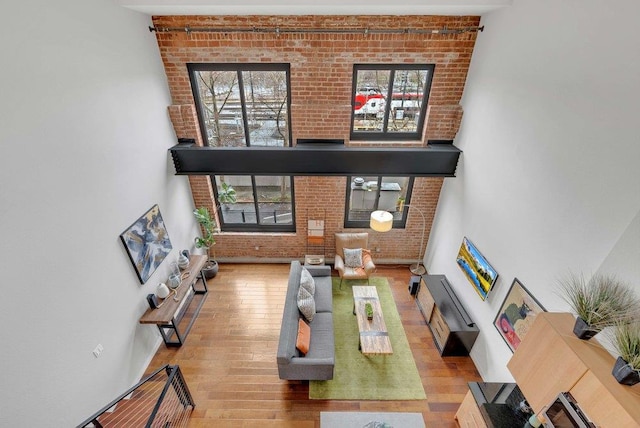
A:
[{"xmin": 352, "ymin": 286, "xmax": 393, "ymax": 355}]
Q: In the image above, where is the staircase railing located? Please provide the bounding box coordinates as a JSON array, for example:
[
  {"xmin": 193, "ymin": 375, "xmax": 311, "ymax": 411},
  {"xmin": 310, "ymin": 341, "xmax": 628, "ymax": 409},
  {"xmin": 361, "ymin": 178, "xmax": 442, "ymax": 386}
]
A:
[{"xmin": 77, "ymin": 364, "xmax": 194, "ymax": 428}]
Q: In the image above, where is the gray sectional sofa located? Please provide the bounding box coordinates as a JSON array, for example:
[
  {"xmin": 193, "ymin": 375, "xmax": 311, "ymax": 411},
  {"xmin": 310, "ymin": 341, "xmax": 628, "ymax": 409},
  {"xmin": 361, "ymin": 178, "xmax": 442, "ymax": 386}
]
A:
[{"xmin": 277, "ymin": 261, "xmax": 335, "ymax": 380}]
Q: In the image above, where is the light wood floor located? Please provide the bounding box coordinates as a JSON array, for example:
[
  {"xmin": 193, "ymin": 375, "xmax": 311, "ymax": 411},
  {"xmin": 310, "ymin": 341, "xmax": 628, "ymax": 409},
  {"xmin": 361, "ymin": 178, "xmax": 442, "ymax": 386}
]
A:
[{"xmin": 145, "ymin": 263, "xmax": 481, "ymax": 427}]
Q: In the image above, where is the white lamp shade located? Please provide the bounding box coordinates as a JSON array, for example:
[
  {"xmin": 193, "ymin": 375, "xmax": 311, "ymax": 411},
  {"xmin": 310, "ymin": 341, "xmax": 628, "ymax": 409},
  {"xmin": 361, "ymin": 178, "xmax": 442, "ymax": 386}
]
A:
[{"xmin": 370, "ymin": 210, "xmax": 393, "ymax": 232}]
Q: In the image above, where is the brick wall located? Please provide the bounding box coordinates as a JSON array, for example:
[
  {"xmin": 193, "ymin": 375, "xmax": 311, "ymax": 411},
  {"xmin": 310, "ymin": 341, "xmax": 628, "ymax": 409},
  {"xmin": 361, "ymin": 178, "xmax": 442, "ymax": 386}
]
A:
[{"xmin": 152, "ymin": 15, "xmax": 479, "ymax": 263}]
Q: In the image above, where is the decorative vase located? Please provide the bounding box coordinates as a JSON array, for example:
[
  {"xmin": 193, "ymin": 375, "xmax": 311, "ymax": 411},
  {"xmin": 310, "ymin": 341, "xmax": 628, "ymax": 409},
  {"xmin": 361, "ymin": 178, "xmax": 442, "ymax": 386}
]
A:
[
  {"xmin": 573, "ymin": 316, "xmax": 598, "ymax": 340},
  {"xmin": 156, "ymin": 283, "xmax": 170, "ymax": 299},
  {"xmin": 168, "ymin": 273, "xmax": 181, "ymax": 289},
  {"xmin": 178, "ymin": 254, "xmax": 189, "ymax": 270},
  {"xmin": 612, "ymin": 356, "xmax": 640, "ymax": 386}
]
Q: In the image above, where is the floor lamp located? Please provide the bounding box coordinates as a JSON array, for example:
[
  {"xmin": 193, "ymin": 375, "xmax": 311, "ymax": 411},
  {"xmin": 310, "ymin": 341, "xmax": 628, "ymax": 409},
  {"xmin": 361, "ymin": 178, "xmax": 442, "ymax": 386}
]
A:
[{"xmin": 370, "ymin": 206, "xmax": 427, "ymax": 276}]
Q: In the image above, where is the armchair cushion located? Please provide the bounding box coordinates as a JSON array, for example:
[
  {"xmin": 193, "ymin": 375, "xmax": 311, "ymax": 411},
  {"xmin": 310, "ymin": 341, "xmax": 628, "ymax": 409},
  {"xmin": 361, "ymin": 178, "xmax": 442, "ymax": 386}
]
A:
[{"xmin": 344, "ymin": 248, "xmax": 363, "ymax": 268}]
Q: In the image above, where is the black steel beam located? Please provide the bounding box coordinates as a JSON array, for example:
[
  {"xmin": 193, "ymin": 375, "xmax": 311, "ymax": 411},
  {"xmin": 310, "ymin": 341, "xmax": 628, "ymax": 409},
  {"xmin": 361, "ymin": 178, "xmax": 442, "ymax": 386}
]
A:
[{"xmin": 169, "ymin": 140, "xmax": 461, "ymax": 177}]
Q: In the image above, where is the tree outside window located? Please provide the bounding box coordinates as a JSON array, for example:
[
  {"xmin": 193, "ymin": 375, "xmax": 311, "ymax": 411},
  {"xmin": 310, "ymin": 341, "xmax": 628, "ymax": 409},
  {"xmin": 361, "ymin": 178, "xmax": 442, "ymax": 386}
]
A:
[
  {"xmin": 188, "ymin": 63, "xmax": 292, "ymax": 147},
  {"xmin": 188, "ymin": 64, "xmax": 295, "ymax": 232}
]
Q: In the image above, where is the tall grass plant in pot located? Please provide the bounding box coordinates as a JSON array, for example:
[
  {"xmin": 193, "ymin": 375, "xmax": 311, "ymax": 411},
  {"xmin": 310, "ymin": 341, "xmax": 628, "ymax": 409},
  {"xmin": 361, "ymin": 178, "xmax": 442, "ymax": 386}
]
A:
[
  {"xmin": 193, "ymin": 207, "xmax": 219, "ymax": 279},
  {"xmin": 610, "ymin": 321, "xmax": 640, "ymax": 385},
  {"xmin": 557, "ymin": 272, "xmax": 639, "ymax": 340}
]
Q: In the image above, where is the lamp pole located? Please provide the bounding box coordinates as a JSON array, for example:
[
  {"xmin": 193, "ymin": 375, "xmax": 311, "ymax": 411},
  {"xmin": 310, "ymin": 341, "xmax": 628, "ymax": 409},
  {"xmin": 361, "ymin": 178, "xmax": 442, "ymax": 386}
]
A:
[{"xmin": 404, "ymin": 204, "xmax": 427, "ymax": 275}]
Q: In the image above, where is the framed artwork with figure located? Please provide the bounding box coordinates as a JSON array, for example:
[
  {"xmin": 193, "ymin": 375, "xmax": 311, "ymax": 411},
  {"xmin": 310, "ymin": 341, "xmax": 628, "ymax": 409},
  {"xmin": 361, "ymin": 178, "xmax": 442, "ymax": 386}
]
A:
[{"xmin": 493, "ymin": 278, "xmax": 546, "ymax": 352}]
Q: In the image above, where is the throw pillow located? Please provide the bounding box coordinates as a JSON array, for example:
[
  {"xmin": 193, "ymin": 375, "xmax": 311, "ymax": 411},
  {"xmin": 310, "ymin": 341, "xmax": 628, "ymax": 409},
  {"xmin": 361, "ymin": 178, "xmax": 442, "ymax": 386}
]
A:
[
  {"xmin": 296, "ymin": 318, "xmax": 311, "ymax": 355},
  {"xmin": 300, "ymin": 267, "xmax": 316, "ymax": 296},
  {"xmin": 297, "ymin": 285, "xmax": 316, "ymax": 322},
  {"xmin": 344, "ymin": 247, "xmax": 363, "ymax": 268}
]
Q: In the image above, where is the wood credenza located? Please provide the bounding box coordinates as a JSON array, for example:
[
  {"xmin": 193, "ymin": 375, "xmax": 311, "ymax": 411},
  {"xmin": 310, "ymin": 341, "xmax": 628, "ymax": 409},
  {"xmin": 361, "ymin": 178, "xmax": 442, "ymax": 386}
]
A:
[
  {"xmin": 508, "ymin": 312, "xmax": 640, "ymax": 427},
  {"xmin": 416, "ymin": 274, "xmax": 479, "ymax": 356}
]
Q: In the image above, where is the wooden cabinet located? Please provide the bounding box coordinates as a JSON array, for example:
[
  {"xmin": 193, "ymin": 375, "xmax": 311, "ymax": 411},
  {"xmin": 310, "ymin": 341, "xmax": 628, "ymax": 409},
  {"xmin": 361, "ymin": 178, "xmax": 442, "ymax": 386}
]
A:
[
  {"xmin": 455, "ymin": 390, "xmax": 488, "ymax": 428},
  {"xmin": 508, "ymin": 312, "xmax": 640, "ymax": 427},
  {"xmin": 416, "ymin": 275, "xmax": 479, "ymax": 356}
]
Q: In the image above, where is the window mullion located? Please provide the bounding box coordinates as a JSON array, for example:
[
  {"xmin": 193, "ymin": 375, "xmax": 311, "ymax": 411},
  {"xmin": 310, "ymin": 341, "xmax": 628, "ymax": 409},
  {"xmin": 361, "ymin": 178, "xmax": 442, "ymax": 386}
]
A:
[
  {"xmin": 251, "ymin": 176, "xmax": 260, "ymax": 224},
  {"xmin": 237, "ymin": 71, "xmax": 251, "ymax": 147},
  {"xmin": 382, "ymin": 70, "xmax": 395, "ymax": 133}
]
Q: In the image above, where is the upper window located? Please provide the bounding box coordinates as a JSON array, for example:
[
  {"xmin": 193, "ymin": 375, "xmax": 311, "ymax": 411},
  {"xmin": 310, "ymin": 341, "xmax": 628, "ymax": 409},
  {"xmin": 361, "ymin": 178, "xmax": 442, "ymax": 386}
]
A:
[
  {"xmin": 350, "ymin": 64, "xmax": 435, "ymax": 141},
  {"xmin": 345, "ymin": 176, "xmax": 414, "ymax": 228},
  {"xmin": 188, "ymin": 63, "xmax": 292, "ymax": 147}
]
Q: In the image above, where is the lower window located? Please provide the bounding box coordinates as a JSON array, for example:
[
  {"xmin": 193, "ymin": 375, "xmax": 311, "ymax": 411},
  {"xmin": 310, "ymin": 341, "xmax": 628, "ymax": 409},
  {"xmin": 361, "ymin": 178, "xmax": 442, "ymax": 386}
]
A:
[
  {"xmin": 213, "ymin": 175, "xmax": 295, "ymax": 232},
  {"xmin": 345, "ymin": 176, "xmax": 413, "ymax": 228}
]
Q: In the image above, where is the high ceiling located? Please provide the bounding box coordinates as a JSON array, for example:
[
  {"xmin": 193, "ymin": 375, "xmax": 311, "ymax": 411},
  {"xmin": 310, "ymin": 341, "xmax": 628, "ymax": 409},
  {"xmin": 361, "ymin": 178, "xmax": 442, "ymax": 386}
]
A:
[{"xmin": 117, "ymin": 0, "xmax": 511, "ymax": 16}]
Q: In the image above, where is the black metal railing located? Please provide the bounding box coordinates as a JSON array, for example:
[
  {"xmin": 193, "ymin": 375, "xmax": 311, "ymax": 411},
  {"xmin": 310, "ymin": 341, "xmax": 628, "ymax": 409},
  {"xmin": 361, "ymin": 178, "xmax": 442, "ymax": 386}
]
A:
[
  {"xmin": 221, "ymin": 208, "xmax": 293, "ymax": 224},
  {"xmin": 77, "ymin": 365, "xmax": 194, "ymax": 428}
]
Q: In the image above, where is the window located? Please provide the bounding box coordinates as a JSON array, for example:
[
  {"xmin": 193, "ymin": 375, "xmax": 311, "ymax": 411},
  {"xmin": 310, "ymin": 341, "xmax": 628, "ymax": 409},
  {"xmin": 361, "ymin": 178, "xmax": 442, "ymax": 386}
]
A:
[
  {"xmin": 345, "ymin": 176, "xmax": 414, "ymax": 228},
  {"xmin": 351, "ymin": 64, "xmax": 435, "ymax": 141},
  {"xmin": 213, "ymin": 175, "xmax": 295, "ymax": 232},
  {"xmin": 188, "ymin": 63, "xmax": 292, "ymax": 147},
  {"xmin": 188, "ymin": 64, "xmax": 295, "ymax": 232}
]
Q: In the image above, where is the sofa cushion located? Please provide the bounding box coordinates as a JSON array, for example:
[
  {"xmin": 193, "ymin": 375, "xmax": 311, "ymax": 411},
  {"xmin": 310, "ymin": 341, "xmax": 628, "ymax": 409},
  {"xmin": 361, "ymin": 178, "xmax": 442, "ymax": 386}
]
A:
[
  {"xmin": 297, "ymin": 285, "xmax": 316, "ymax": 322},
  {"xmin": 306, "ymin": 312, "xmax": 334, "ymax": 360},
  {"xmin": 296, "ymin": 318, "xmax": 311, "ymax": 355},
  {"xmin": 344, "ymin": 247, "xmax": 363, "ymax": 268},
  {"xmin": 300, "ymin": 267, "xmax": 316, "ymax": 295},
  {"xmin": 313, "ymin": 275, "xmax": 333, "ymax": 313}
]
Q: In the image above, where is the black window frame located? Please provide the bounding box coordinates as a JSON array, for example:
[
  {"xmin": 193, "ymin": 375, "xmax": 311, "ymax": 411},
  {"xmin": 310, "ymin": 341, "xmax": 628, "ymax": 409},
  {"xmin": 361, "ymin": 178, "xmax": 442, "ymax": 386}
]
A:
[
  {"xmin": 187, "ymin": 62, "xmax": 293, "ymax": 147},
  {"xmin": 211, "ymin": 175, "xmax": 296, "ymax": 233},
  {"xmin": 350, "ymin": 64, "xmax": 435, "ymax": 141},
  {"xmin": 344, "ymin": 176, "xmax": 415, "ymax": 229}
]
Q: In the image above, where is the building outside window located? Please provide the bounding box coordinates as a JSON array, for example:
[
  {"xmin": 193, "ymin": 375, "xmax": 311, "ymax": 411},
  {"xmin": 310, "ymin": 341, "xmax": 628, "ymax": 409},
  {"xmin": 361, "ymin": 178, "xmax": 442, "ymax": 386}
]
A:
[
  {"xmin": 188, "ymin": 64, "xmax": 295, "ymax": 232},
  {"xmin": 345, "ymin": 176, "xmax": 414, "ymax": 228},
  {"xmin": 351, "ymin": 64, "xmax": 435, "ymax": 141}
]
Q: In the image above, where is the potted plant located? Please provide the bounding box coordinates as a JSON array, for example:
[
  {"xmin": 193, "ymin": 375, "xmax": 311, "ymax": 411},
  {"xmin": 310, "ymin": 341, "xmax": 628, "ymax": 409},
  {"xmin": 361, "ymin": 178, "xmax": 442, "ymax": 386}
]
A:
[
  {"xmin": 218, "ymin": 182, "xmax": 237, "ymax": 208},
  {"xmin": 193, "ymin": 207, "xmax": 219, "ymax": 279},
  {"xmin": 610, "ymin": 321, "xmax": 640, "ymax": 385},
  {"xmin": 365, "ymin": 303, "xmax": 374, "ymax": 320},
  {"xmin": 558, "ymin": 272, "xmax": 639, "ymax": 340}
]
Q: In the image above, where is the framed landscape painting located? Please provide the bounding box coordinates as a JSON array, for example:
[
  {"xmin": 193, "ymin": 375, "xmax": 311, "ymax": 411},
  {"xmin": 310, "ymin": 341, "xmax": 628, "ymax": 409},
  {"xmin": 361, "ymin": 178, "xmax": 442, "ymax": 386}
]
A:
[
  {"xmin": 493, "ymin": 278, "xmax": 546, "ymax": 352},
  {"xmin": 120, "ymin": 204, "xmax": 173, "ymax": 284},
  {"xmin": 456, "ymin": 237, "xmax": 499, "ymax": 300}
]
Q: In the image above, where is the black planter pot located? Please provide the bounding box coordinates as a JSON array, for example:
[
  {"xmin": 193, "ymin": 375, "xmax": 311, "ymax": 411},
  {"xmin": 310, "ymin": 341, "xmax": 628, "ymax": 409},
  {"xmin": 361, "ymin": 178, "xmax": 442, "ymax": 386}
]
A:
[
  {"xmin": 572, "ymin": 316, "xmax": 598, "ymax": 340},
  {"xmin": 612, "ymin": 356, "xmax": 640, "ymax": 386},
  {"xmin": 203, "ymin": 259, "xmax": 219, "ymax": 279}
]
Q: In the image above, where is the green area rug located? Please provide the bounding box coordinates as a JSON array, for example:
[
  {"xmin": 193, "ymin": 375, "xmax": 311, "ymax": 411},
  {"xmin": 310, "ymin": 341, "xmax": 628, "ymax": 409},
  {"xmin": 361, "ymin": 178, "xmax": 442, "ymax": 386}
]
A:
[{"xmin": 310, "ymin": 277, "xmax": 426, "ymax": 400}]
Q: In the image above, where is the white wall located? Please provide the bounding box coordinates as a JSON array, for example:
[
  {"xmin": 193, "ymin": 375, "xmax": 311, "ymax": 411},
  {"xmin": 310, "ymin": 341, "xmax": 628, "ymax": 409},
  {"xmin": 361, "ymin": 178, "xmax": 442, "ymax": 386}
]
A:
[
  {"xmin": 425, "ymin": 0, "xmax": 640, "ymax": 381},
  {"xmin": 0, "ymin": 0, "xmax": 200, "ymax": 425}
]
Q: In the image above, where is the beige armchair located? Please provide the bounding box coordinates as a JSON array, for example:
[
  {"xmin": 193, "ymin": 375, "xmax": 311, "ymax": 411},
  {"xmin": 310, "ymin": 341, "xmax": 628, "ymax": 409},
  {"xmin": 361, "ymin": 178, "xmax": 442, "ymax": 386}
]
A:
[{"xmin": 334, "ymin": 232, "xmax": 376, "ymax": 286}]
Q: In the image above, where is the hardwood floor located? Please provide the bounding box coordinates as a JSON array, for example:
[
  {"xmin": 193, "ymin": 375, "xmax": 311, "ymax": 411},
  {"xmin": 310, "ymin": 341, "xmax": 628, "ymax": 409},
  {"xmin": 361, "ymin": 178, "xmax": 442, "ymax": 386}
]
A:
[{"xmin": 145, "ymin": 263, "xmax": 481, "ymax": 427}]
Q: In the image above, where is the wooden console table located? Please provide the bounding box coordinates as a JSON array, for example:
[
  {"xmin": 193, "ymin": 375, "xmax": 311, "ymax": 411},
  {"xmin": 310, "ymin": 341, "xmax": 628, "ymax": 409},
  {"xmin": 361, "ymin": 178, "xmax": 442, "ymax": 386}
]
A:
[{"xmin": 139, "ymin": 254, "xmax": 208, "ymax": 347}]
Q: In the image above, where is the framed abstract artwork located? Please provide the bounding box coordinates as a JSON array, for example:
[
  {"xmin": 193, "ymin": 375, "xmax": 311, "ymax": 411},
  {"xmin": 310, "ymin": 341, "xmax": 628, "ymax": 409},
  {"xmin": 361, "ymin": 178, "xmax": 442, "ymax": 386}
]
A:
[
  {"xmin": 493, "ymin": 278, "xmax": 546, "ymax": 352},
  {"xmin": 456, "ymin": 236, "xmax": 499, "ymax": 300},
  {"xmin": 120, "ymin": 204, "xmax": 173, "ymax": 284}
]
